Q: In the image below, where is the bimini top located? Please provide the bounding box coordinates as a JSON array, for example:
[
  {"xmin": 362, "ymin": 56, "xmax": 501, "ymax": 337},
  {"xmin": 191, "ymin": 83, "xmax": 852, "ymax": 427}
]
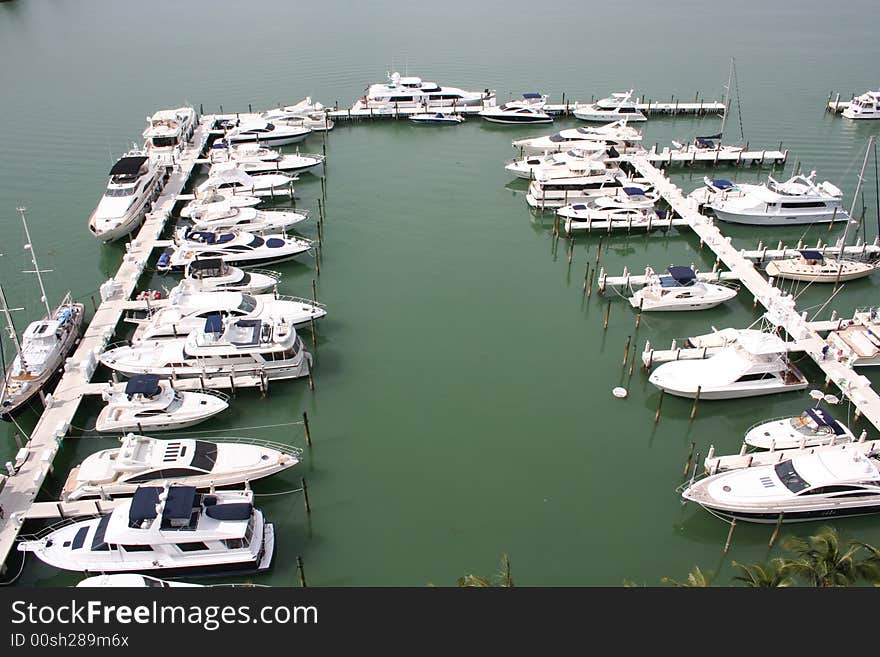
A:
[
  {"xmin": 128, "ymin": 486, "xmax": 197, "ymax": 527},
  {"xmin": 124, "ymin": 374, "xmax": 161, "ymax": 397},
  {"xmin": 799, "ymin": 250, "xmax": 824, "ymax": 261},
  {"xmin": 188, "ymin": 258, "xmax": 225, "ymax": 273},
  {"xmin": 109, "ymin": 156, "xmax": 148, "ymax": 177},
  {"xmin": 623, "ymin": 186, "xmax": 648, "ymax": 196},
  {"xmin": 710, "ymin": 179, "xmax": 735, "ymax": 190},
  {"xmin": 665, "ymin": 266, "xmax": 697, "ymax": 286},
  {"xmin": 805, "ymin": 407, "xmax": 846, "ymax": 435},
  {"xmin": 522, "ymin": 93, "xmax": 543, "ymax": 99}
]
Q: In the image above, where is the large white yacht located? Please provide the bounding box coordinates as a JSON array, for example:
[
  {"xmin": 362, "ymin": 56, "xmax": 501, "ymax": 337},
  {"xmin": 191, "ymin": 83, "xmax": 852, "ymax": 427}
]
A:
[
  {"xmin": 505, "ymin": 148, "xmax": 616, "ymax": 180},
  {"xmin": 100, "ymin": 314, "xmax": 313, "ymax": 382},
  {"xmin": 262, "ymin": 97, "xmax": 335, "ymax": 131},
  {"xmin": 223, "ymin": 118, "xmax": 311, "ymax": 148},
  {"xmin": 143, "ymin": 107, "xmax": 196, "ymax": 165},
  {"xmin": 127, "ymin": 288, "xmax": 326, "ymax": 342},
  {"xmin": 196, "ymin": 164, "xmax": 296, "ymax": 199},
  {"xmin": 363, "ymin": 71, "xmax": 493, "ymax": 107},
  {"xmin": 764, "ymin": 250, "xmax": 879, "ymax": 283},
  {"xmin": 19, "ymin": 485, "xmax": 275, "ymax": 574},
  {"xmin": 682, "ymin": 450, "xmax": 880, "ymax": 523},
  {"xmin": 512, "ymin": 120, "xmax": 643, "ymax": 156},
  {"xmin": 479, "ymin": 94, "xmax": 553, "ymax": 124},
  {"xmin": 208, "ymin": 141, "xmax": 325, "ymax": 175},
  {"xmin": 178, "ymin": 258, "xmax": 280, "ymax": 295},
  {"xmin": 690, "ymin": 173, "xmax": 848, "ymax": 225},
  {"xmin": 573, "ymin": 90, "xmax": 648, "ymax": 122},
  {"xmin": 842, "ymin": 90, "xmax": 880, "ymax": 120},
  {"xmin": 826, "ymin": 308, "xmax": 880, "ymax": 366},
  {"xmin": 179, "ymin": 187, "xmax": 262, "ymax": 219},
  {"xmin": 62, "ymin": 433, "xmax": 300, "ymax": 501},
  {"xmin": 648, "ymin": 330, "xmax": 808, "ymax": 399},
  {"xmin": 744, "ymin": 407, "xmax": 855, "ymax": 450},
  {"xmin": 157, "ymin": 228, "xmax": 311, "ymax": 272},
  {"xmin": 627, "ymin": 266, "xmax": 738, "ymax": 312},
  {"xmin": 526, "ymin": 173, "xmax": 650, "ymax": 209},
  {"xmin": 95, "ymin": 375, "xmax": 229, "ymax": 433},
  {"xmin": 188, "ymin": 202, "xmax": 309, "ymax": 235},
  {"xmin": 88, "ymin": 151, "xmax": 163, "ymax": 241}
]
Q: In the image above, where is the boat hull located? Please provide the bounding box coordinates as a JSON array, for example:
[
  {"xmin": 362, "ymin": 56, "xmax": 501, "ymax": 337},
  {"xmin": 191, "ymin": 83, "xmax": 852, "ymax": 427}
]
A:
[{"xmin": 710, "ymin": 207, "xmax": 847, "ymax": 226}]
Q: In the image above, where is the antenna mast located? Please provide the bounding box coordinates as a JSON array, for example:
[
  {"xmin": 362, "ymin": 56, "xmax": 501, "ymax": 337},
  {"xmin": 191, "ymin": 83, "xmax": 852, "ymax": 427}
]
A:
[{"xmin": 18, "ymin": 207, "xmax": 52, "ymax": 317}]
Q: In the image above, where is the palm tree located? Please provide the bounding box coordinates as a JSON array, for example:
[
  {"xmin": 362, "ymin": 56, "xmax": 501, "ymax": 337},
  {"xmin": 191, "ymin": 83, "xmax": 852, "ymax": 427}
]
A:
[
  {"xmin": 456, "ymin": 554, "xmax": 514, "ymax": 588},
  {"xmin": 780, "ymin": 526, "xmax": 874, "ymax": 587},
  {"xmin": 731, "ymin": 559, "xmax": 793, "ymax": 587},
  {"xmin": 660, "ymin": 565, "xmax": 712, "ymax": 587}
]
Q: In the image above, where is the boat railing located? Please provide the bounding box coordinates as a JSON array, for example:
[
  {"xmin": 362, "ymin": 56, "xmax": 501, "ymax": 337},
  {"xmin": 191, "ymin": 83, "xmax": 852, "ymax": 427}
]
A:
[
  {"xmin": 744, "ymin": 415, "xmax": 802, "ymax": 435},
  {"xmin": 247, "ymin": 268, "xmax": 282, "ymax": 282},
  {"xmin": 191, "ymin": 388, "xmax": 232, "ymax": 404},
  {"xmin": 17, "ymin": 514, "xmax": 103, "ymax": 542},
  {"xmin": 272, "ymin": 294, "xmax": 326, "ymax": 309},
  {"xmin": 206, "ymin": 436, "xmax": 303, "ymax": 459}
]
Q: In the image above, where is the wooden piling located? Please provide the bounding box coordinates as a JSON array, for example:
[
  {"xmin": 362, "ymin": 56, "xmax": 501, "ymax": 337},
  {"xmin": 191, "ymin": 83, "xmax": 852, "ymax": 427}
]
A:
[
  {"xmin": 683, "ymin": 441, "xmax": 695, "ymax": 476},
  {"xmin": 768, "ymin": 512, "xmax": 784, "ymax": 547},
  {"xmin": 622, "ymin": 335, "xmax": 631, "ymax": 367},
  {"xmin": 603, "ymin": 301, "xmax": 611, "ymax": 330},
  {"xmin": 654, "ymin": 388, "xmax": 665, "ymax": 424},
  {"xmin": 587, "ymin": 267, "xmax": 595, "ymax": 299},
  {"xmin": 303, "ymin": 411, "xmax": 312, "ymax": 447},
  {"xmin": 582, "ymin": 262, "xmax": 590, "ymax": 294},
  {"xmin": 595, "ymin": 237, "xmax": 603, "ymax": 265},
  {"xmin": 690, "ymin": 386, "xmax": 701, "ymax": 420},
  {"xmin": 723, "ymin": 519, "xmax": 737, "ymax": 555},
  {"xmin": 296, "ymin": 555, "xmax": 307, "ymax": 587},
  {"xmin": 301, "ymin": 477, "xmax": 311, "ymax": 514},
  {"xmin": 635, "ymin": 298, "xmax": 644, "ymax": 328}
]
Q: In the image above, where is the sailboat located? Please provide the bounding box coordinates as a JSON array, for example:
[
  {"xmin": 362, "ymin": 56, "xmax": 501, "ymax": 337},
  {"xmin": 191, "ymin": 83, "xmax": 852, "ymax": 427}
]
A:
[
  {"xmin": 0, "ymin": 209, "xmax": 85, "ymax": 421},
  {"xmin": 765, "ymin": 136, "xmax": 880, "ymax": 283}
]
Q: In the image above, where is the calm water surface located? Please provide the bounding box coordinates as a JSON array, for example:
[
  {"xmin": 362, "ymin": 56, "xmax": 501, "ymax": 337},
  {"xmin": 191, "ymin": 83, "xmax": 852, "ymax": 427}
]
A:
[{"xmin": 1, "ymin": 0, "xmax": 879, "ymax": 586}]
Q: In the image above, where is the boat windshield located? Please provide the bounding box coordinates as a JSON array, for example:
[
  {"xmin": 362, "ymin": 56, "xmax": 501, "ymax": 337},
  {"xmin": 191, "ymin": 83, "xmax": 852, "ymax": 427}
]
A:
[
  {"xmin": 105, "ymin": 187, "xmax": 135, "ymax": 197},
  {"xmin": 237, "ymin": 295, "xmax": 257, "ymax": 313},
  {"xmin": 774, "ymin": 460, "xmax": 810, "ymax": 493},
  {"xmin": 151, "ymin": 136, "xmax": 179, "ymax": 148}
]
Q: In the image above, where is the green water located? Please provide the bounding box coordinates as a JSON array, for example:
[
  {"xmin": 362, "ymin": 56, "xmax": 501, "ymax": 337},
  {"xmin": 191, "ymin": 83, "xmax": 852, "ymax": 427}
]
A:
[{"xmin": 2, "ymin": 0, "xmax": 880, "ymax": 586}]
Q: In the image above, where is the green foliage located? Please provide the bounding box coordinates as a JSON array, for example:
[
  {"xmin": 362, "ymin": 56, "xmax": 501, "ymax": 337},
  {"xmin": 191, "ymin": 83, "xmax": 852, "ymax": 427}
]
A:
[{"xmin": 454, "ymin": 554, "xmax": 514, "ymax": 588}]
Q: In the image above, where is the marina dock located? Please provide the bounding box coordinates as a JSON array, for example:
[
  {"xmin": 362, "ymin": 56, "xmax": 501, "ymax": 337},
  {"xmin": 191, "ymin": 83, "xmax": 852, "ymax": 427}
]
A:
[{"xmin": 644, "ymin": 144, "xmax": 788, "ymax": 168}]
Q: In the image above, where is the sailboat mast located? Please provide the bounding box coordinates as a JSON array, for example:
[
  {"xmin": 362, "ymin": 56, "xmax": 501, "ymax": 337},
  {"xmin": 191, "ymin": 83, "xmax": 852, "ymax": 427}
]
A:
[
  {"xmin": 839, "ymin": 135, "xmax": 875, "ymax": 256},
  {"xmin": 0, "ymin": 284, "xmax": 24, "ymax": 360},
  {"xmin": 18, "ymin": 207, "xmax": 52, "ymax": 317},
  {"xmin": 720, "ymin": 57, "xmax": 733, "ymax": 137}
]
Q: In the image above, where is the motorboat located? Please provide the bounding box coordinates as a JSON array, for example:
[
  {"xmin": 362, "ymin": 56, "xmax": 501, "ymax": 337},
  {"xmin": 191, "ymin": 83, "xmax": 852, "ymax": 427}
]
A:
[
  {"xmin": 1, "ymin": 293, "xmax": 85, "ymax": 421},
  {"xmin": 681, "ymin": 449, "xmax": 880, "ymax": 523},
  {"xmin": 196, "ymin": 163, "xmax": 296, "ymax": 199},
  {"xmin": 590, "ymin": 186, "xmax": 659, "ymax": 211},
  {"xmin": 573, "ymin": 90, "xmax": 647, "ymax": 122},
  {"xmin": 842, "ymin": 90, "xmax": 880, "ymax": 120},
  {"xmin": 88, "ymin": 150, "xmax": 163, "ymax": 241},
  {"xmin": 62, "ymin": 433, "xmax": 300, "ymax": 501},
  {"xmin": 669, "ymin": 133, "xmax": 745, "ymax": 155},
  {"xmin": 648, "ymin": 330, "xmax": 808, "ymax": 399},
  {"xmin": 77, "ymin": 574, "xmax": 203, "ymax": 587},
  {"xmin": 207, "ymin": 141, "xmax": 325, "ymax": 176},
  {"xmin": 362, "ymin": 71, "xmax": 493, "ymax": 107},
  {"xmin": 262, "ymin": 97, "xmax": 335, "ymax": 131},
  {"xmin": 827, "ymin": 309, "xmax": 880, "ymax": 366},
  {"xmin": 157, "ymin": 228, "xmax": 311, "ymax": 272},
  {"xmin": 479, "ymin": 94, "xmax": 553, "ymax": 124},
  {"xmin": 19, "ymin": 485, "xmax": 275, "ymax": 574},
  {"xmin": 408, "ymin": 112, "xmax": 465, "ymax": 124},
  {"xmin": 628, "ymin": 266, "xmax": 738, "ymax": 311},
  {"xmin": 95, "ymin": 375, "xmax": 229, "ymax": 433},
  {"xmin": 100, "ymin": 314, "xmax": 313, "ymax": 382},
  {"xmin": 562, "ymin": 206, "xmax": 668, "ymax": 233},
  {"xmin": 179, "ymin": 186, "xmax": 262, "ymax": 219},
  {"xmin": 764, "ymin": 250, "xmax": 879, "ymax": 283},
  {"xmin": 222, "ymin": 118, "xmax": 311, "ymax": 148},
  {"xmin": 744, "ymin": 407, "xmax": 855, "ymax": 450},
  {"xmin": 505, "ymin": 148, "xmax": 616, "ymax": 180},
  {"xmin": 526, "ymin": 173, "xmax": 651, "ymax": 209},
  {"xmin": 188, "ymin": 202, "xmax": 309, "ymax": 235},
  {"xmin": 512, "ymin": 121, "xmax": 643, "ymax": 155},
  {"xmin": 1, "ymin": 212, "xmax": 86, "ymax": 421},
  {"xmin": 126, "ymin": 288, "xmax": 326, "ymax": 342},
  {"xmin": 143, "ymin": 107, "xmax": 196, "ymax": 165},
  {"xmin": 685, "ymin": 327, "xmax": 766, "ymax": 350},
  {"xmin": 178, "ymin": 258, "xmax": 280, "ymax": 295},
  {"xmin": 690, "ymin": 173, "xmax": 848, "ymax": 225}
]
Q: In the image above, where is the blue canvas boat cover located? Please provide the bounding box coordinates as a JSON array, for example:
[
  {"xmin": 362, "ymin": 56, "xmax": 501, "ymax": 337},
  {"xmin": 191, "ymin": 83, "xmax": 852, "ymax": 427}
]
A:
[
  {"xmin": 799, "ymin": 250, "xmax": 824, "ymax": 261},
  {"xmin": 125, "ymin": 374, "xmax": 161, "ymax": 397},
  {"xmin": 522, "ymin": 93, "xmax": 543, "ymax": 99},
  {"xmin": 667, "ymin": 266, "xmax": 696, "ymax": 285},
  {"xmin": 204, "ymin": 314, "xmax": 224, "ymax": 334},
  {"xmin": 710, "ymin": 179, "xmax": 734, "ymax": 190},
  {"xmin": 805, "ymin": 407, "xmax": 845, "ymax": 435}
]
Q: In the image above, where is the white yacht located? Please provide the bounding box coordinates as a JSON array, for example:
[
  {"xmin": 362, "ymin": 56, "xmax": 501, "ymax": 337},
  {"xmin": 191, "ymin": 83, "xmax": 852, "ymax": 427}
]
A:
[
  {"xmin": 88, "ymin": 151, "xmax": 163, "ymax": 241},
  {"xmin": 157, "ymin": 228, "xmax": 311, "ymax": 272},
  {"xmin": 526, "ymin": 173, "xmax": 650, "ymax": 209},
  {"xmin": 179, "ymin": 187, "xmax": 262, "ymax": 220},
  {"xmin": 262, "ymin": 97, "xmax": 335, "ymax": 131},
  {"xmin": 573, "ymin": 90, "xmax": 647, "ymax": 122},
  {"xmin": 409, "ymin": 112, "xmax": 465, "ymax": 125},
  {"xmin": 178, "ymin": 258, "xmax": 280, "ymax": 295},
  {"xmin": 223, "ymin": 118, "xmax": 311, "ymax": 147},
  {"xmin": 100, "ymin": 314, "xmax": 313, "ymax": 382},
  {"xmin": 842, "ymin": 90, "xmax": 880, "ymax": 120},
  {"xmin": 127, "ymin": 288, "xmax": 326, "ymax": 342},
  {"xmin": 512, "ymin": 120, "xmax": 643, "ymax": 155},
  {"xmin": 744, "ymin": 407, "xmax": 854, "ymax": 450},
  {"xmin": 648, "ymin": 330, "xmax": 808, "ymax": 399},
  {"xmin": 505, "ymin": 148, "xmax": 615, "ymax": 180},
  {"xmin": 208, "ymin": 141, "xmax": 325, "ymax": 176},
  {"xmin": 95, "ymin": 375, "xmax": 229, "ymax": 433},
  {"xmin": 764, "ymin": 250, "xmax": 879, "ymax": 283},
  {"xmin": 363, "ymin": 71, "xmax": 493, "ymax": 107},
  {"xmin": 196, "ymin": 164, "xmax": 296, "ymax": 199},
  {"xmin": 77, "ymin": 574, "xmax": 202, "ymax": 587},
  {"xmin": 826, "ymin": 310, "xmax": 880, "ymax": 366},
  {"xmin": 62, "ymin": 433, "xmax": 300, "ymax": 501},
  {"xmin": 1, "ymin": 293, "xmax": 85, "ymax": 421},
  {"xmin": 562, "ymin": 206, "xmax": 668, "ymax": 233},
  {"xmin": 19, "ymin": 485, "xmax": 275, "ymax": 574},
  {"xmin": 479, "ymin": 94, "xmax": 553, "ymax": 124},
  {"xmin": 143, "ymin": 107, "xmax": 196, "ymax": 165},
  {"xmin": 189, "ymin": 202, "xmax": 309, "ymax": 235},
  {"xmin": 682, "ymin": 450, "xmax": 880, "ymax": 523},
  {"xmin": 690, "ymin": 173, "xmax": 848, "ymax": 225},
  {"xmin": 590, "ymin": 185, "xmax": 659, "ymax": 211},
  {"xmin": 627, "ymin": 266, "xmax": 738, "ymax": 311}
]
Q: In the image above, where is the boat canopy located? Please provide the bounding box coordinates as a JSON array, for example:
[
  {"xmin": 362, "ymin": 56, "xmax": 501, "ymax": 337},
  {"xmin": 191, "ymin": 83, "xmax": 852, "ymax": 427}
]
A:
[
  {"xmin": 799, "ymin": 250, "xmax": 824, "ymax": 261},
  {"xmin": 109, "ymin": 156, "xmax": 148, "ymax": 177},
  {"xmin": 623, "ymin": 187, "xmax": 647, "ymax": 196},
  {"xmin": 805, "ymin": 408, "xmax": 846, "ymax": 435},
  {"xmin": 125, "ymin": 375, "xmax": 161, "ymax": 397},
  {"xmin": 666, "ymin": 266, "xmax": 697, "ymax": 286},
  {"xmin": 188, "ymin": 258, "xmax": 225, "ymax": 275},
  {"xmin": 523, "ymin": 93, "xmax": 543, "ymax": 99},
  {"xmin": 204, "ymin": 314, "xmax": 224, "ymax": 334},
  {"xmin": 710, "ymin": 179, "xmax": 735, "ymax": 190},
  {"xmin": 129, "ymin": 486, "xmax": 197, "ymax": 527}
]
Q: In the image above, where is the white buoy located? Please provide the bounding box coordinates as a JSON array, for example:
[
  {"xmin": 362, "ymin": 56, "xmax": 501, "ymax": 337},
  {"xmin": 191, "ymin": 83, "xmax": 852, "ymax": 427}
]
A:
[{"xmin": 612, "ymin": 386, "xmax": 628, "ymax": 399}]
